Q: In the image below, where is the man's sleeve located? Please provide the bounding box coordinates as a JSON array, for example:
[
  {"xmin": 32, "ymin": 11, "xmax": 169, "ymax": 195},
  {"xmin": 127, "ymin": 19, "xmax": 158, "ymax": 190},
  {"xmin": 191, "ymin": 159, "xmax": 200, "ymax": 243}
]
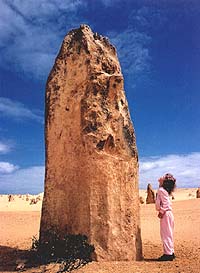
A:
[{"xmin": 155, "ymin": 190, "xmax": 161, "ymax": 211}]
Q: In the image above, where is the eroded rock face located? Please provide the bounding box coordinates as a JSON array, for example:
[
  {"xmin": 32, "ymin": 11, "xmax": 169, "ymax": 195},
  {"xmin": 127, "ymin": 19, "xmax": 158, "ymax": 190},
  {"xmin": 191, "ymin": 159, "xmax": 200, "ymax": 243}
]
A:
[
  {"xmin": 40, "ymin": 25, "xmax": 142, "ymax": 261},
  {"xmin": 146, "ymin": 184, "xmax": 155, "ymax": 204}
]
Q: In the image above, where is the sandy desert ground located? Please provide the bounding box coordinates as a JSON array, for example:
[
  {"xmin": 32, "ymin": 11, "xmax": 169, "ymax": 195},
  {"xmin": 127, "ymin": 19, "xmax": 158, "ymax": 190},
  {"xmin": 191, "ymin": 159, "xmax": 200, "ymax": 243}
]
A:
[{"xmin": 0, "ymin": 188, "xmax": 200, "ymax": 273}]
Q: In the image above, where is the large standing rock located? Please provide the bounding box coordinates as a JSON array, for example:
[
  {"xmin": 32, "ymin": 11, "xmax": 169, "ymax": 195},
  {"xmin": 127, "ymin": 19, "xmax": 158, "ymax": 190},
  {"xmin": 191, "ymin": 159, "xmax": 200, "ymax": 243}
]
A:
[
  {"xmin": 39, "ymin": 25, "xmax": 142, "ymax": 261},
  {"xmin": 146, "ymin": 184, "xmax": 155, "ymax": 204}
]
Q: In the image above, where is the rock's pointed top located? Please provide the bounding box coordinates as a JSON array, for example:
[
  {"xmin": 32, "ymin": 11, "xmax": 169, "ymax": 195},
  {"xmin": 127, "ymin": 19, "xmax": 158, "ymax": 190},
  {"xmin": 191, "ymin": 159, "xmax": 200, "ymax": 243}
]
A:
[
  {"xmin": 59, "ymin": 24, "xmax": 116, "ymax": 58},
  {"xmin": 80, "ymin": 24, "xmax": 92, "ymax": 31},
  {"xmin": 69, "ymin": 24, "xmax": 93, "ymax": 36},
  {"xmin": 147, "ymin": 183, "xmax": 153, "ymax": 189}
]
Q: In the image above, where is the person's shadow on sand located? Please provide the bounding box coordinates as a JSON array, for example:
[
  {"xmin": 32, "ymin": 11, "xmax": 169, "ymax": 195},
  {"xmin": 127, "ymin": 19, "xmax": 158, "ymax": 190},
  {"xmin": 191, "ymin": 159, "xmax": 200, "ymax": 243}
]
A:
[{"xmin": 143, "ymin": 257, "xmax": 160, "ymax": 262}]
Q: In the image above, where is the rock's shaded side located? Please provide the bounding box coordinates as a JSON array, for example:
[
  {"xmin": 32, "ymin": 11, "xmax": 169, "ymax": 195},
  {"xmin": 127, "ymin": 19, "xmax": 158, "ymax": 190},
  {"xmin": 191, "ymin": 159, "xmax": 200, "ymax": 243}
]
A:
[
  {"xmin": 196, "ymin": 188, "xmax": 200, "ymax": 198},
  {"xmin": 146, "ymin": 184, "xmax": 155, "ymax": 204},
  {"xmin": 39, "ymin": 25, "xmax": 142, "ymax": 261}
]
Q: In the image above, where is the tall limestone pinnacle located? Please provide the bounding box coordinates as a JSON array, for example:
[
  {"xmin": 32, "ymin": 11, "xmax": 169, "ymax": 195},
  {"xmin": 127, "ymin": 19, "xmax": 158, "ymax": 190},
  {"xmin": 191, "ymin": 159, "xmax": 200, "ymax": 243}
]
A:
[{"xmin": 40, "ymin": 24, "xmax": 142, "ymax": 261}]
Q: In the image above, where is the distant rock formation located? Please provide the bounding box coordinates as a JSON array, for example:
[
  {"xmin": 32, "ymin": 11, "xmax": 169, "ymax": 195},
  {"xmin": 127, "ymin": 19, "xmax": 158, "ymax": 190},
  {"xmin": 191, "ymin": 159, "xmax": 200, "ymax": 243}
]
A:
[
  {"xmin": 139, "ymin": 196, "xmax": 145, "ymax": 204},
  {"xmin": 8, "ymin": 194, "xmax": 14, "ymax": 202},
  {"xmin": 196, "ymin": 188, "xmax": 200, "ymax": 198},
  {"xmin": 30, "ymin": 198, "xmax": 37, "ymax": 205},
  {"xmin": 36, "ymin": 196, "xmax": 41, "ymax": 202},
  {"xmin": 40, "ymin": 25, "xmax": 142, "ymax": 261},
  {"xmin": 146, "ymin": 184, "xmax": 155, "ymax": 204}
]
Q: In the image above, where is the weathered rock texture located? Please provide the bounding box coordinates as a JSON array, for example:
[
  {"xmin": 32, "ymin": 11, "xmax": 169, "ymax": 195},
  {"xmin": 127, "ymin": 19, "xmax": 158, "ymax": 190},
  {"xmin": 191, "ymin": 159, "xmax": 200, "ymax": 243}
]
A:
[
  {"xmin": 146, "ymin": 184, "xmax": 155, "ymax": 204},
  {"xmin": 40, "ymin": 25, "xmax": 142, "ymax": 261},
  {"xmin": 196, "ymin": 188, "xmax": 200, "ymax": 198}
]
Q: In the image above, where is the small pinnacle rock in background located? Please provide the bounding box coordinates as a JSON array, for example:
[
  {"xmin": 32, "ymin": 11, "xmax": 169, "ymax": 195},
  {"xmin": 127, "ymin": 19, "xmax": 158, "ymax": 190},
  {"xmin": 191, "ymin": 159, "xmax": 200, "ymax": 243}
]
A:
[
  {"xmin": 8, "ymin": 194, "xmax": 14, "ymax": 202},
  {"xmin": 40, "ymin": 25, "xmax": 142, "ymax": 261},
  {"xmin": 146, "ymin": 183, "xmax": 155, "ymax": 204},
  {"xmin": 196, "ymin": 188, "xmax": 200, "ymax": 198},
  {"xmin": 139, "ymin": 196, "xmax": 145, "ymax": 204}
]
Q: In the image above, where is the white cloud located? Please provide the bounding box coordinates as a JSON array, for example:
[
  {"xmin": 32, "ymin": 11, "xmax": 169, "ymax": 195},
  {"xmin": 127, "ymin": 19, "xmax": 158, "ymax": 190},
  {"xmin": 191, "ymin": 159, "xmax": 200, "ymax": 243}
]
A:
[
  {"xmin": 0, "ymin": 0, "xmax": 154, "ymax": 80},
  {"xmin": 109, "ymin": 29, "xmax": 151, "ymax": 78},
  {"xmin": 0, "ymin": 142, "xmax": 11, "ymax": 154},
  {"xmin": 0, "ymin": 165, "xmax": 44, "ymax": 194},
  {"xmin": 0, "ymin": 153, "xmax": 199, "ymax": 193},
  {"xmin": 5, "ymin": 0, "xmax": 83, "ymax": 16},
  {"xmin": 139, "ymin": 153, "xmax": 200, "ymax": 189},
  {"xmin": 0, "ymin": 97, "xmax": 43, "ymax": 123},
  {"xmin": 128, "ymin": 6, "xmax": 167, "ymax": 31},
  {"xmin": 0, "ymin": 162, "xmax": 18, "ymax": 174},
  {"xmin": 0, "ymin": 0, "xmax": 85, "ymax": 78},
  {"xmin": 106, "ymin": 6, "xmax": 169, "ymax": 81}
]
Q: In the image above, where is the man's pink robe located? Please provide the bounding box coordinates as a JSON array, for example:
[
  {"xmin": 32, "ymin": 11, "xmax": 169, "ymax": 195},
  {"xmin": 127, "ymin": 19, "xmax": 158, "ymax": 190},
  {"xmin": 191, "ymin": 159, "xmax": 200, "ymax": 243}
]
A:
[{"xmin": 156, "ymin": 187, "xmax": 174, "ymax": 255}]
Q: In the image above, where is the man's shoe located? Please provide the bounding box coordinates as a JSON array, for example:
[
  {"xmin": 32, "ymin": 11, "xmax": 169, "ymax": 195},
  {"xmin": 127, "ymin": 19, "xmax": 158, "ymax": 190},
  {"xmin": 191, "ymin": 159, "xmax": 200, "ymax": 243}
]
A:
[
  {"xmin": 157, "ymin": 254, "xmax": 174, "ymax": 261},
  {"xmin": 172, "ymin": 253, "xmax": 176, "ymax": 259}
]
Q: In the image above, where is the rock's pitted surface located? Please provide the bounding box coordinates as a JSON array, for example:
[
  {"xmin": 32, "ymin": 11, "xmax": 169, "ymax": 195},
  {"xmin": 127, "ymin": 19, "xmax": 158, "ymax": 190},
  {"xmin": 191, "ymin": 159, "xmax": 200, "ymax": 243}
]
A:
[
  {"xmin": 146, "ymin": 184, "xmax": 155, "ymax": 204},
  {"xmin": 40, "ymin": 25, "xmax": 142, "ymax": 261},
  {"xmin": 196, "ymin": 188, "xmax": 200, "ymax": 198}
]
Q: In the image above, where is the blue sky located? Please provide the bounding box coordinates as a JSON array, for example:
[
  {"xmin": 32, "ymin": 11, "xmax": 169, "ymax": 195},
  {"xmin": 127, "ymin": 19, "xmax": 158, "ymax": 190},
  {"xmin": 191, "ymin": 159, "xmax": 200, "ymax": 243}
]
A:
[{"xmin": 0, "ymin": 0, "xmax": 200, "ymax": 193}]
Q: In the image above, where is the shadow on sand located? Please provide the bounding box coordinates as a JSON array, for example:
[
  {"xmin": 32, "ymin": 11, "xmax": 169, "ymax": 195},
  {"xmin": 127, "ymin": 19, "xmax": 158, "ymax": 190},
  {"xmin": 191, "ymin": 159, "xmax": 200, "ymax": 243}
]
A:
[
  {"xmin": 0, "ymin": 245, "xmax": 37, "ymax": 271},
  {"xmin": 143, "ymin": 257, "xmax": 159, "ymax": 262}
]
